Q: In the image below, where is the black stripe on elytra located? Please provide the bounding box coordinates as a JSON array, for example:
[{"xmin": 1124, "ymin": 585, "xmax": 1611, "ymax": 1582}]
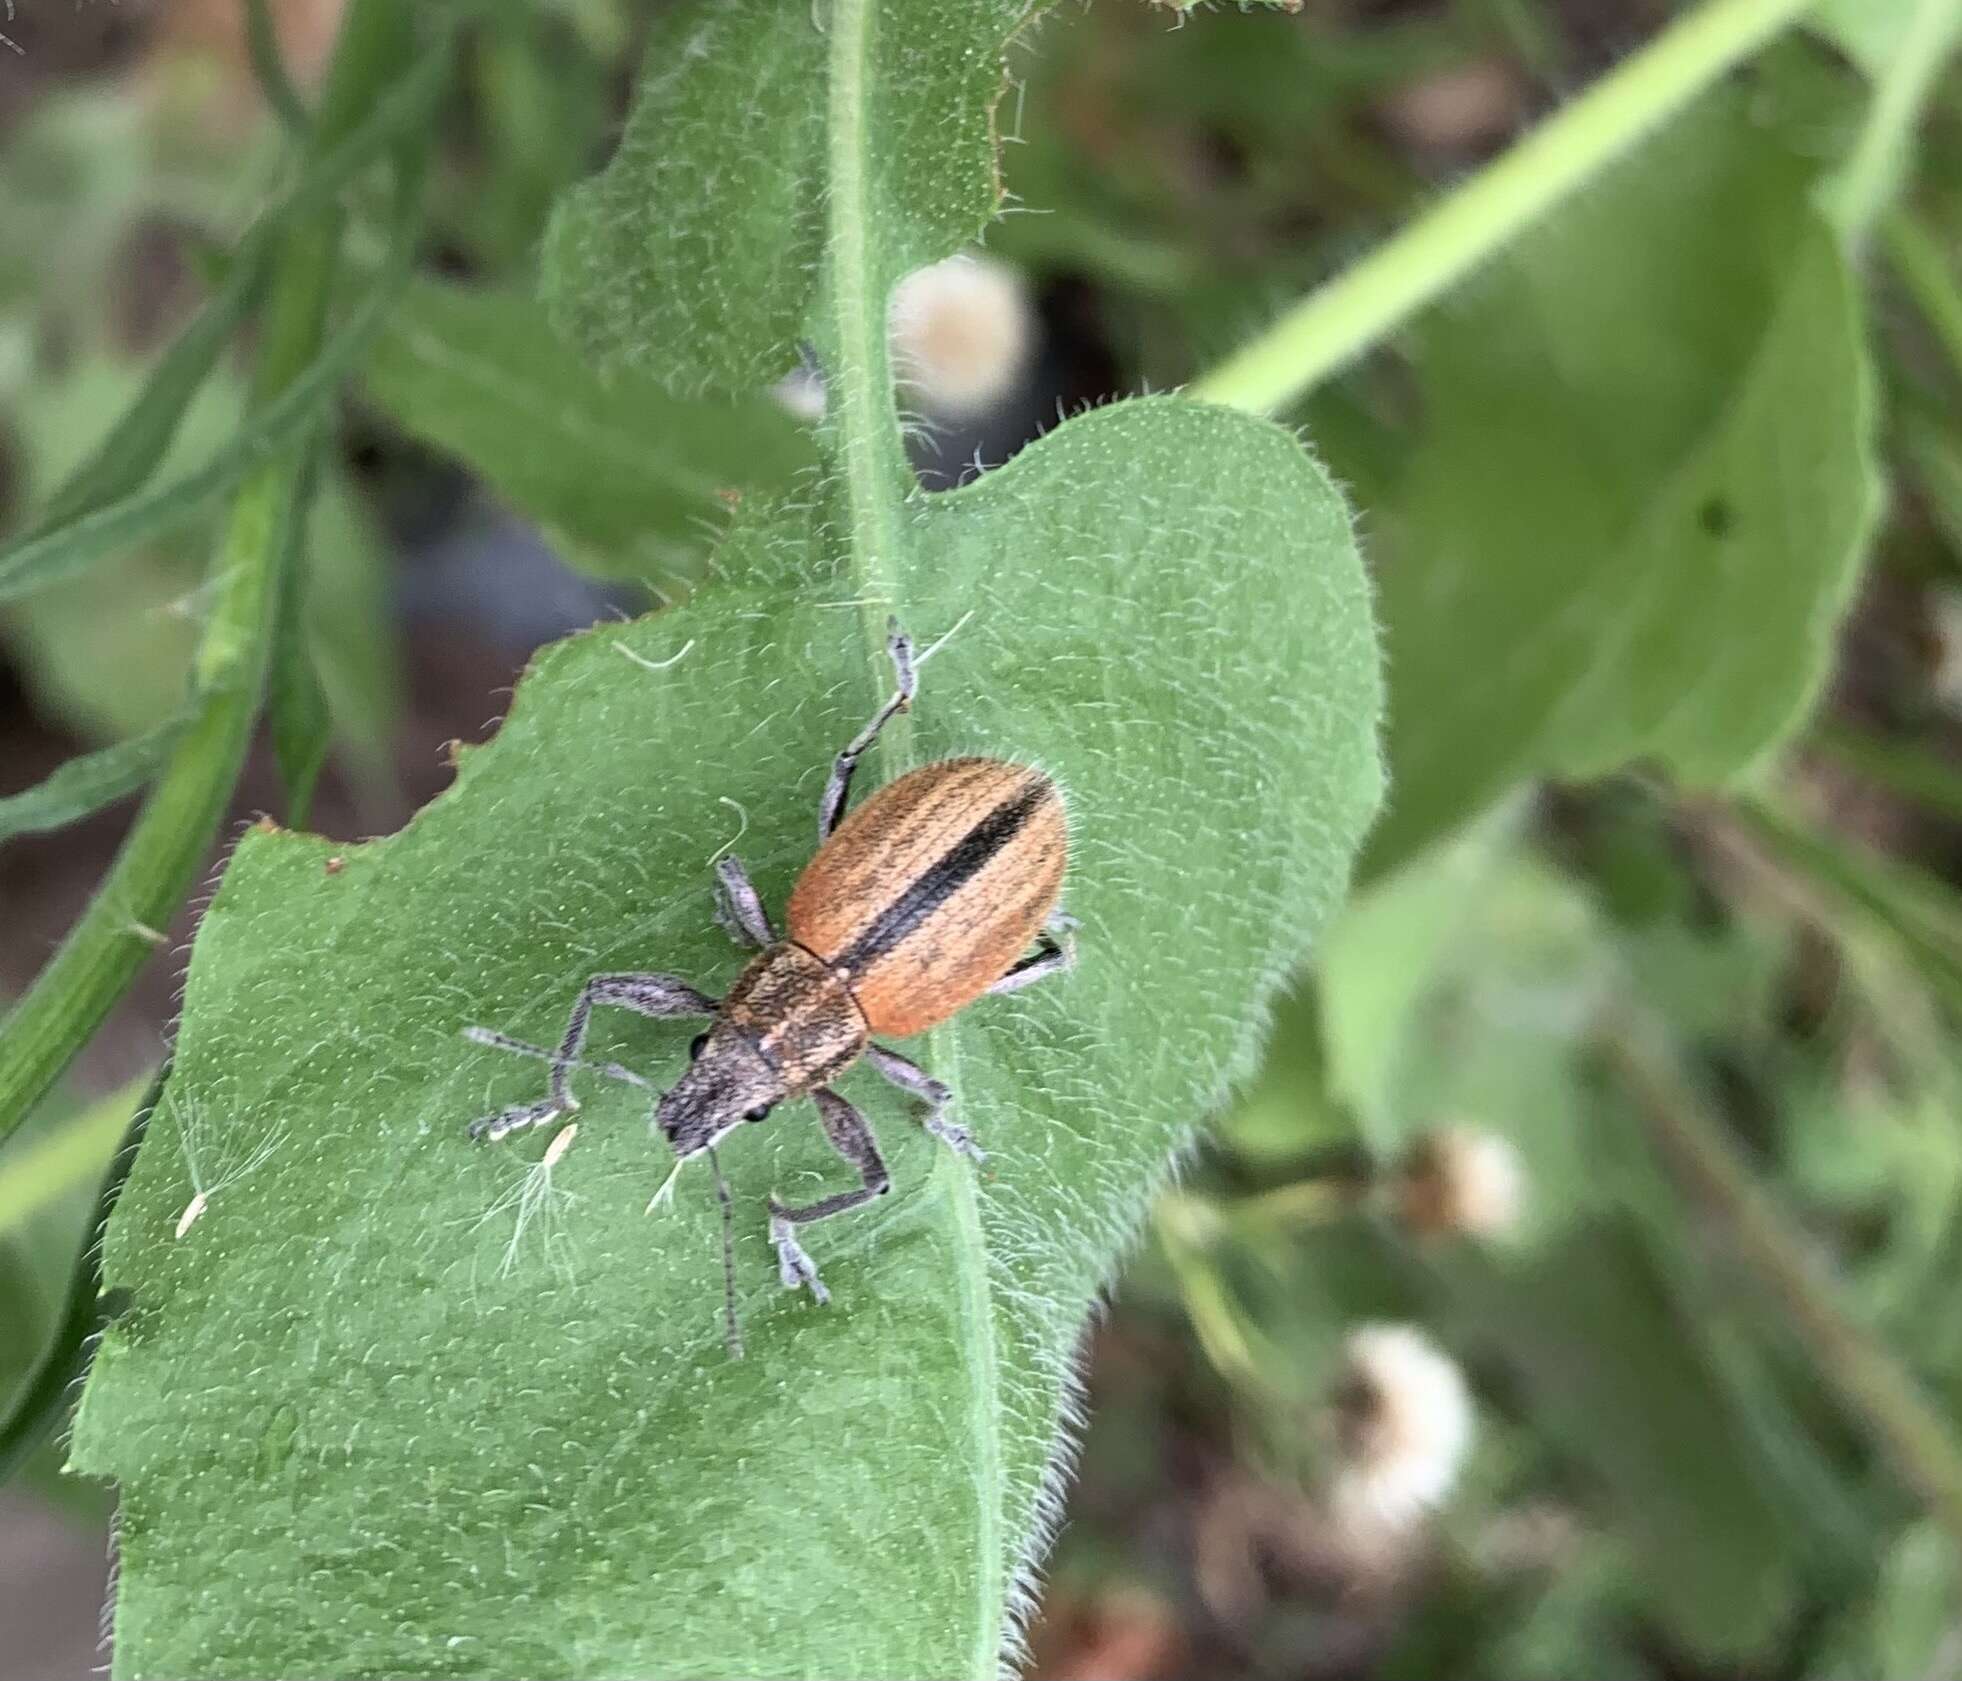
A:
[{"xmin": 837, "ymin": 776, "xmax": 1049, "ymax": 973}]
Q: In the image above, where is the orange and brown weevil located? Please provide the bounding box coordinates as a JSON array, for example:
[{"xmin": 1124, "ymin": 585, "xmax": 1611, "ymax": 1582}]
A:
[{"xmin": 462, "ymin": 620, "xmax": 1074, "ymax": 1344}]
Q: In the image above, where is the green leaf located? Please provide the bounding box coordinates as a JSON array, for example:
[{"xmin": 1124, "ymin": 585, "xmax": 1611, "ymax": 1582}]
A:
[
  {"xmin": 0, "ymin": 716, "xmax": 190, "ymax": 847},
  {"xmin": 0, "ymin": 1074, "xmax": 155, "ymax": 1484},
  {"xmin": 1356, "ymin": 90, "xmax": 1877, "ymax": 875},
  {"xmin": 303, "ymin": 468, "xmax": 402, "ymax": 782},
  {"xmin": 541, "ymin": 0, "xmax": 1043, "ymax": 390},
  {"xmin": 268, "ymin": 453, "xmax": 333, "ymax": 826},
  {"xmin": 244, "ymin": 0, "xmax": 312, "ymax": 137},
  {"xmin": 74, "ymin": 395, "xmax": 1382, "ymax": 1679},
  {"xmin": 361, "ymin": 278, "xmax": 818, "ymax": 587},
  {"xmin": 1, "ymin": 354, "xmax": 244, "ymax": 743},
  {"xmin": 1317, "ymin": 809, "xmax": 1521, "ymax": 1144},
  {"xmin": 1869, "ymin": 1521, "xmax": 1962, "ymax": 1678}
]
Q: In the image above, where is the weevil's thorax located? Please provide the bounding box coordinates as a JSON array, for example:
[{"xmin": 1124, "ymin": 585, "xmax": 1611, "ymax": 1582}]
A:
[{"xmin": 720, "ymin": 941, "xmax": 869, "ymax": 1099}]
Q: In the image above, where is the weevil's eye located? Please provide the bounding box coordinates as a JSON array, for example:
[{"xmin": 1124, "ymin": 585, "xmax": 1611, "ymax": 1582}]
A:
[
  {"xmin": 688, "ymin": 1032, "xmax": 709, "ymax": 1062},
  {"xmin": 744, "ymin": 1105, "xmax": 771, "ymax": 1123}
]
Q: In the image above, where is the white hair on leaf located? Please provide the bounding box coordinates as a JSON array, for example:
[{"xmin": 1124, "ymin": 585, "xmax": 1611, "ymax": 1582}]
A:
[{"xmin": 169, "ymin": 1092, "xmax": 289, "ymax": 1240}]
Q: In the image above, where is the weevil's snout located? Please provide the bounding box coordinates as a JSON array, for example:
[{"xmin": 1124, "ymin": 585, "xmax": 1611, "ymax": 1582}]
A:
[{"xmin": 654, "ymin": 1027, "xmax": 782, "ymax": 1157}]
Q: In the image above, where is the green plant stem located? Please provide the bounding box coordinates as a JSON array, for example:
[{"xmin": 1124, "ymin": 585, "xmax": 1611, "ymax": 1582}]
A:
[
  {"xmin": 1814, "ymin": 724, "xmax": 1962, "ymax": 825},
  {"xmin": 0, "ymin": 0, "xmax": 413, "ymax": 1155},
  {"xmin": 245, "ymin": 0, "xmax": 312, "ymax": 136},
  {"xmin": 820, "ymin": 4, "xmax": 999, "ymax": 1672},
  {"xmin": 1153, "ymin": 1197, "xmax": 1283, "ymax": 1397},
  {"xmin": 1189, "ymin": 0, "xmax": 1817, "ymax": 413},
  {"xmin": 1231, "ymin": 1176, "xmax": 1367, "ymax": 1226},
  {"xmin": 1885, "ymin": 210, "xmax": 1962, "ymax": 389},
  {"xmin": 1603, "ymin": 1016, "xmax": 1962, "ymax": 1552},
  {"xmin": 822, "ymin": 0, "xmax": 913, "ymax": 684},
  {"xmin": 1820, "ymin": 0, "xmax": 1962, "ymax": 240}
]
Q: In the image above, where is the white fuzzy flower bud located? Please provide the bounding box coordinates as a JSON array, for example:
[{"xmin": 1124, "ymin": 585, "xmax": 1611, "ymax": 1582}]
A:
[
  {"xmin": 1327, "ymin": 1324, "xmax": 1473, "ymax": 1553},
  {"xmin": 1396, "ymin": 1126, "xmax": 1526, "ymax": 1241},
  {"xmin": 889, "ymin": 252, "xmax": 1033, "ymax": 418}
]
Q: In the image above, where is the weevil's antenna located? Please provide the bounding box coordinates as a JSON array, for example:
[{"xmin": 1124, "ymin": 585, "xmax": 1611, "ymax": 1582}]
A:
[
  {"xmin": 463, "ymin": 1026, "xmax": 655, "ymax": 1091},
  {"xmin": 707, "ymin": 1146, "xmax": 744, "ymax": 1360}
]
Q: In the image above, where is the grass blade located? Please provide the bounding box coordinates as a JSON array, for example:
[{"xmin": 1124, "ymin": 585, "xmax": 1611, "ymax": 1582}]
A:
[
  {"xmin": 0, "ymin": 22, "xmax": 450, "ymax": 588},
  {"xmin": 0, "ymin": 178, "xmax": 423, "ymax": 607},
  {"xmin": 0, "ymin": 717, "xmax": 192, "ymax": 848}
]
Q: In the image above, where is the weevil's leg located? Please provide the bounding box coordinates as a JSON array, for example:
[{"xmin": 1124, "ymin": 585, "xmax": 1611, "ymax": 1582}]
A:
[
  {"xmin": 817, "ymin": 618, "xmax": 916, "ymax": 840},
  {"xmin": 864, "ymin": 1043, "xmax": 980, "ymax": 1161},
  {"xmin": 767, "ymin": 1087, "xmax": 890, "ymax": 1304},
  {"xmin": 985, "ymin": 922, "xmax": 1078, "ymax": 998},
  {"xmin": 543, "ymin": 974, "xmax": 717, "ymax": 1106},
  {"xmin": 464, "ymin": 972, "xmax": 716, "ymax": 1141},
  {"xmin": 712, "ymin": 855, "xmax": 776, "ymax": 949},
  {"xmin": 467, "ymin": 1097, "xmax": 566, "ymax": 1146}
]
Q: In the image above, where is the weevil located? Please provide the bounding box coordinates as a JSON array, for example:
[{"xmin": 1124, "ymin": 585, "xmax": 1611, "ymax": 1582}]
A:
[{"xmin": 463, "ymin": 620, "xmax": 1073, "ymax": 1332}]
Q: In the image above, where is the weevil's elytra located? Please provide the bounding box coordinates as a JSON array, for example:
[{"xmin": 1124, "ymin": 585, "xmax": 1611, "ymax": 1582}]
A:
[
  {"xmin": 789, "ymin": 758, "xmax": 1067, "ymax": 1037},
  {"xmin": 463, "ymin": 619, "xmax": 1075, "ymax": 1346}
]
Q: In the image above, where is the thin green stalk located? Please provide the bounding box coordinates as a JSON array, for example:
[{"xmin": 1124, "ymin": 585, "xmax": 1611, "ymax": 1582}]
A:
[
  {"xmin": 1820, "ymin": 0, "xmax": 1962, "ymax": 241},
  {"xmin": 245, "ymin": 0, "xmax": 312, "ymax": 137},
  {"xmin": 1603, "ymin": 1016, "xmax": 1962, "ymax": 1552},
  {"xmin": 1885, "ymin": 210, "xmax": 1962, "ymax": 390},
  {"xmin": 821, "ymin": 0, "xmax": 914, "ymax": 689},
  {"xmin": 1813, "ymin": 723, "xmax": 1962, "ymax": 828},
  {"xmin": 0, "ymin": 0, "xmax": 419, "ymax": 1155},
  {"xmin": 1189, "ymin": 0, "xmax": 1818, "ymax": 413}
]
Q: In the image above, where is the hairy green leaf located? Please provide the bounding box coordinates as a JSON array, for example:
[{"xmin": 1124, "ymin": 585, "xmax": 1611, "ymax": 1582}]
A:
[
  {"xmin": 1355, "ymin": 90, "xmax": 1877, "ymax": 875},
  {"xmin": 541, "ymin": 0, "xmax": 1043, "ymax": 390},
  {"xmin": 362, "ymin": 278, "xmax": 818, "ymax": 587},
  {"xmin": 74, "ymin": 396, "xmax": 1382, "ymax": 1679}
]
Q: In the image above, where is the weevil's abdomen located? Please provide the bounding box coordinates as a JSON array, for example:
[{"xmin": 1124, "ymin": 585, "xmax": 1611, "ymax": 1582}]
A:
[{"xmin": 787, "ymin": 758, "xmax": 1067, "ymax": 1039}]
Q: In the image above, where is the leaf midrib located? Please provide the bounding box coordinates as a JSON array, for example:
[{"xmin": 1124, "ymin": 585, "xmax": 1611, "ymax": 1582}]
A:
[{"xmin": 822, "ymin": 1, "xmax": 1005, "ymax": 1673}]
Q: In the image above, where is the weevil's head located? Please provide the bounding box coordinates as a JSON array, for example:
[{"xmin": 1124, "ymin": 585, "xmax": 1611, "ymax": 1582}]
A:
[{"xmin": 654, "ymin": 1024, "xmax": 784, "ymax": 1158}]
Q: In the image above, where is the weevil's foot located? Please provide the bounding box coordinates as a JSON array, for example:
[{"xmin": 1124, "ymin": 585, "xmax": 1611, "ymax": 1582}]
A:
[
  {"xmin": 767, "ymin": 1207, "xmax": 832, "ymax": 1305},
  {"xmin": 925, "ymin": 1112, "xmax": 985, "ymax": 1163},
  {"xmin": 885, "ymin": 620, "xmax": 917, "ymax": 705},
  {"xmin": 467, "ymin": 1099, "xmax": 566, "ymax": 1144}
]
